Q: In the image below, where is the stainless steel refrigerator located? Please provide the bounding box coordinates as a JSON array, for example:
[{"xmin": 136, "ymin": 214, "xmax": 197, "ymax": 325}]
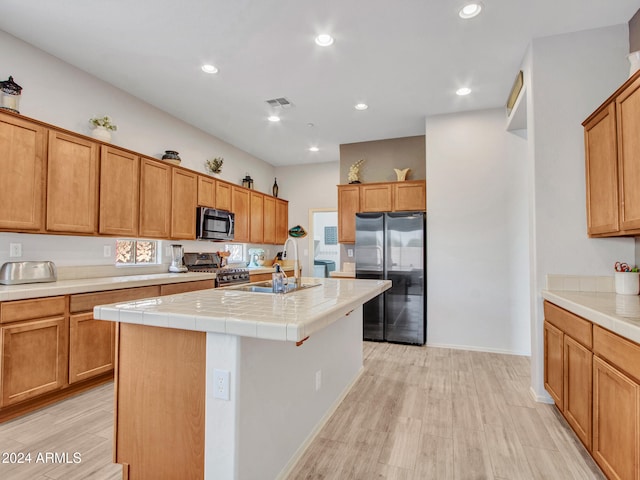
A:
[{"xmin": 355, "ymin": 212, "xmax": 426, "ymax": 345}]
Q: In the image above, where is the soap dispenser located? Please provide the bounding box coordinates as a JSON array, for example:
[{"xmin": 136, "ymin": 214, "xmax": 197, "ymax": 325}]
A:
[{"xmin": 272, "ymin": 263, "xmax": 286, "ymax": 293}]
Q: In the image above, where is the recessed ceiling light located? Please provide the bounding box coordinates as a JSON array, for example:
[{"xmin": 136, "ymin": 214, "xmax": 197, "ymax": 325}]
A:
[
  {"xmin": 354, "ymin": 103, "xmax": 369, "ymax": 110},
  {"xmin": 459, "ymin": 3, "xmax": 483, "ymax": 19},
  {"xmin": 315, "ymin": 34, "xmax": 334, "ymax": 47},
  {"xmin": 309, "ymin": 146, "xmax": 319, "ymax": 152},
  {"xmin": 268, "ymin": 115, "xmax": 281, "ymax": 122},
  {"xmin": 201, "ymin": 64, "xmax": 219, "ymax": 74},
  {"xmin": 456, "ymin": 87, "xmax": 472, "ymax": 96}
]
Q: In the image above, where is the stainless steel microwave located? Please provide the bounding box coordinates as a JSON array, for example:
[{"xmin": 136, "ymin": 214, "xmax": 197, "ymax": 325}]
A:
[{"xmin": 196, "ymin": 207, "xmax": 234, "ymax": 241}]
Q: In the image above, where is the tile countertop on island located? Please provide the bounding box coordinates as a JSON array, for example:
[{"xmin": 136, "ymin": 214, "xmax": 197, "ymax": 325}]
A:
[
  {"xmin": 0, "ymin": 271, "xmax": 216, "ymax": 301},
  {"xmin": 542, "ymin": 289, "xmax": 640, "ymax": 344},
  {"xmin": 94, "ymin": 277, "xmax": 391, "ymax": 343}
]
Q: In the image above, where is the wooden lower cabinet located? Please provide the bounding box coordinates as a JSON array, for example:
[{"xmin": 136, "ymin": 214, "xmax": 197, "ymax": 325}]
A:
[
  {"xmin": 544, "ymin": 321, "xmax": 564, "ymax": 408},
  {"xmin": 593, "ymin": 356, "xmax": 639, "ymax": 480},
  {"xmin": 69, "ymin": 313, "xmax": 115, "ymax": 384},
  {"xmin": 1, "ymin": 316, "xmax": 67, "ymax": 406},
  {"xmin": 564, "ymin": 335, "xmax": 592, "ymax": 450},
  {"xmin": 159, "ymin": 279, "xmax": 214, "ymax": 296}
]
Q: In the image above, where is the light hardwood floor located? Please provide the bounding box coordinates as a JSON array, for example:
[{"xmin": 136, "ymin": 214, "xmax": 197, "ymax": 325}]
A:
[
  {"xmin": 0, "ymin": 343, "xmax": 604, "ymax": 479},
  {"xmin": 287, "ymin": 342, "xmax": 605, "ymax": 480}
]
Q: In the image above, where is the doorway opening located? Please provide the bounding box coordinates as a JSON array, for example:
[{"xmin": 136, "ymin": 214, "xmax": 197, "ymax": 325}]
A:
[{"xmin": 308, "ymin": 209, "xmax": 338, "ymax": 277}]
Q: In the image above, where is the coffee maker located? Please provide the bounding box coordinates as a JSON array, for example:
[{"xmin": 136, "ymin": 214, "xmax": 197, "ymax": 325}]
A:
[{"xmin": 169, "ymin": 244, "xmax": 187, "ymax": 273}]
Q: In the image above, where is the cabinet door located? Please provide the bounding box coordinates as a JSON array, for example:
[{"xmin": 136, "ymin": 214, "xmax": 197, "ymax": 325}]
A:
[
  {"xmin": 139, "ymin": 158, "xmax": 171, "ymax": 238},
  {"xmin": 250, "ymin": 192, "xmax": 264, "ymax": 243},
  {"xmin": 99, "ymin": 146, "xmax": 140, "ymax": 236},
  {"xmin": 338, "ymin": 185, "xmax": 360, "ymax": 244},
  {"xmin": 69, "ymin": 312, "xmax": 115, "ymax": 384},
  {"xmin": 0, "ymin": 113, "xmax": 46, "ymax": 231},
  {"xmin": 1, "ymin": 317, "xmax": 67, "ymax": 406},
  {"xmin": 544, "ymin": 321, "xmax": 564, "ymax": 409},
  {"xmin": 584, "ymin": 103, "xmax": 619, "ymax": 235},
  {"xmin": 231, "ymin": 186, "xmax": 250, "ymax": 243},
  {"xmin": 263, "ymin": 196, "xmax": 276, "ymax": 244},
  {"xmin": 216, "ymin": 181, "xmax": 232, "ymax": 211},
  {"xmin": 275, "ymin": 199, "xmax": 289, "ymax": 245},
  {"xmin": 160, "ymin": 280, "xmax": 214, "ymax": 295},
  {"xmin": 394, "ymin": 181, "xmax": 426, "ymax": 211},
  {"xmin": 171, "ymin": 168, "xmax": 197, "ymax": 240},
  {"xmin": 564, "ymin": 335, "xmax": 592, "ymax": 450},
  {"xmin": 360, "ymin": 184, "xmax": 392, "ymax": 212},
  {"xmin": 592, "ymin": 356, "xmax": 639, "ymax": 480},
  {"xmin": 47, "ymin": 131, "xmax": 99, "ymax": 233},
  {"xmin": 617, "ymin": 76, "xmax": 640, "ymax": 231},
  {"xmin": 197, "ymin": 175, "xmax": 216, "ymax": 208}
]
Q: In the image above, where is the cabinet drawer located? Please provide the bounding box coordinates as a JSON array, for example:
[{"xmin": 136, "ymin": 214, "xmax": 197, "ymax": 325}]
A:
[
  {"xmin": 1, "ymin": 296, "xmax": 66, "ymax": 324},
  {"xmin": 543, "ymin": 301, "xmax": 592, "ymax": 348},
  {"xmin": 593, "ymin": 325, "xmax": 640, "ymax": 383},
  {"xmin": 70, "ymin": 285, "xmax": 160, "ymax": 313},
  {"xmin": 160, "ymin": 280, "xmax": 214, "ymax": 296}
]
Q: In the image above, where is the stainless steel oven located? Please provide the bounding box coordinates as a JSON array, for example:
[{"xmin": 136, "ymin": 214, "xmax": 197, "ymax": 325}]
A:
[{"xmin": 196, "ymin": 207, "xmax": 234, "ymax": 241}]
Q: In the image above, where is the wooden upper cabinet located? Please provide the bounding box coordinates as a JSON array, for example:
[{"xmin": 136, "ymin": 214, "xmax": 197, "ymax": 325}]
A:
[
  {"xmin": 171, "ymin": 168, "xmax": 198, "ymax": 240},
  {"xmin": 263, "ymin": 196, "xmax": 276, "ymax": 244},
  {"xmin": 139, "ymin": 158, "xmax": 171, "ymax": 238},
  {"xmin": 99, "ymin": 146, "xmax": 140, "ymax": 236},
  {"xmin": 275, "ymin": 199, "xmax": 289, "ymax": 245},
  {"xmin": 250, "ymin": 192, "xmax": 264, "ymax": 243},
  {"xmin": 216, "ymin": 181, "xmax": 232, "ymax": 211},
  {"xmin": 231, "ymin": 186, "xmax": 250, "ymax": 243},
  {"xmin": 0, "ymin": 113, "xmax": 46, "ymax": 231},
  {"xmin": 197, "ymin": 175, "xmax": 216, "ymax": 208},
  {"xmin": 616, "ymin": 75, "xmax": 640, "ymax": 231},
  {"xmin": 338, "ymin": 185, "xmax": 360, "ymax": 244},
  {"xmin": 360, "ymin": 184, "xmax": 392, "ymax": 212},
  {"xmin": 584, "ymin": 103, "xmax": 619, "ymax": 235},
  {"xmin": 47, "ymin": 131, "xmax": 99, "ymax": 234},
  {"xmin": 394, "ymin": 180, "xmax": 426, "ymax": 211}
]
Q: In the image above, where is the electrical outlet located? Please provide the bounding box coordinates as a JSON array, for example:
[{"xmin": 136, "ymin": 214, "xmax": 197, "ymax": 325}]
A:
[
  {"xmin": 103, "ymin": 245, "xmax": 112, "ymax": 257},
  {"xmin": 347, "ymin": 249, "xmax": 354, "ymax": 258},
  {"xmin": 214, "ymin": 369, "xmax": 230, "ymax": 401},
  {"xmin": 315, "ymin": 370, "xmax": 322, "ymax": 391},
  {"xmin": 9, "ymin": 243, "xmax": 22, "ymax": 258}
]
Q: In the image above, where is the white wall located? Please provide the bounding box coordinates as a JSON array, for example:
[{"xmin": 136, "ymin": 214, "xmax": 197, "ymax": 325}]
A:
[
  {"xmin": 0, "ymin": 29, "xmax": 275, "ymax": 192},
  {"xmin": 426, "ymin": 108, "xmax": 530, "ymax": 355},
  {"xmin": 274, "ymin": 162, "xmax": 340, "ymax": 275},
  {"xmin": 528, "ymin": 25, "xmax": 635, "ymax": 399}
]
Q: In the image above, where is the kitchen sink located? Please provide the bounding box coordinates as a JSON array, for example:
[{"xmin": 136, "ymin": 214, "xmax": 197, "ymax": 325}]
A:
[{"xmin": 225, "ymin": 280, "xmax": 322, "ymax": 294}]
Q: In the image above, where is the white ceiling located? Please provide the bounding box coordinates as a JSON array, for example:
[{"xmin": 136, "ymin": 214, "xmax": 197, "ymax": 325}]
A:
[{"xmin": 0, "ymin": 1, "xmax": 637, "ymax": 166}]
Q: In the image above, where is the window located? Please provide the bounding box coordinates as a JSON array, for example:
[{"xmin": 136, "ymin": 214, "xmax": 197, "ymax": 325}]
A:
[{"xmin": 116, "ymin": 239, "xmax": 159, "ymax": 265}]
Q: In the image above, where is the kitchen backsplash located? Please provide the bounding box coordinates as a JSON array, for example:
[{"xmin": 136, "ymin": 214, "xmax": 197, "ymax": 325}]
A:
[{"xmin": 546, "ymin": 274, "xmax": 615, "ymax": 292}]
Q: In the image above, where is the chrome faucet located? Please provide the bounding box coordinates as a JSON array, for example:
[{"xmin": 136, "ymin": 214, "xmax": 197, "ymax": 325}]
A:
[{"xmin": 282, "ymin": 238, "xmax": 299, "ymax": 286}]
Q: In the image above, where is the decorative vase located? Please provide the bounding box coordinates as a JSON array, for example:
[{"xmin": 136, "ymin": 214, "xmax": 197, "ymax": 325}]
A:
[
  {"xmin": 91, "ymin": 126, "xmax": 112, "ymax": 142},
  {"xmin": 162, "ymin": 150, "xmax": 181, "ymax": 165},
  {"xmin": 272, "ymin": 178, "xmax": 279, "ymax": 197},
  {"xmin": 628, "ymin": 51, "xmax": 640, "ymax": 77}
]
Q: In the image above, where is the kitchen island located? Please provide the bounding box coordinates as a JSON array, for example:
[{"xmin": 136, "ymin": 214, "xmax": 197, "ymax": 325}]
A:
[{"xmin": 94, "ymin": 277, "xmax": 390, "ymax": 480}]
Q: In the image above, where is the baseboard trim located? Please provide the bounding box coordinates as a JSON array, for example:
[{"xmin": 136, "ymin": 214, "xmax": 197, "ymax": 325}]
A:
[
  {"xmin": 426, "ymin": 341, "xmax": 531, "ymax": 357},
  {"xmin": 275, "ymin": 366, "xmax": 364, "ymax": 480},
  {"xmin": 529, "ymin": 385, "xmax": 554, "ymax": 404}
]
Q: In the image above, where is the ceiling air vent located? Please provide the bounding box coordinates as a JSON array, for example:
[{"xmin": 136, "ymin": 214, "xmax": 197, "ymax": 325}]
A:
[{"xmin": 265, "ymin": 97, "xmax": 293, "ymax": 109}]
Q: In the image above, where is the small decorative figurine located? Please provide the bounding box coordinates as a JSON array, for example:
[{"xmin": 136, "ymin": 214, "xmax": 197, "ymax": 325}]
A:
[
  {"xmin": 394, "ymin": 168, "xmax": 410, "ymax": 181},
  {"xmin": 0, "ymin": 76, "xmax": 22, "ymax": 113},
  {"xmin": 348, "ymin": 159, "xmax": 365, "ymax": 184}
]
